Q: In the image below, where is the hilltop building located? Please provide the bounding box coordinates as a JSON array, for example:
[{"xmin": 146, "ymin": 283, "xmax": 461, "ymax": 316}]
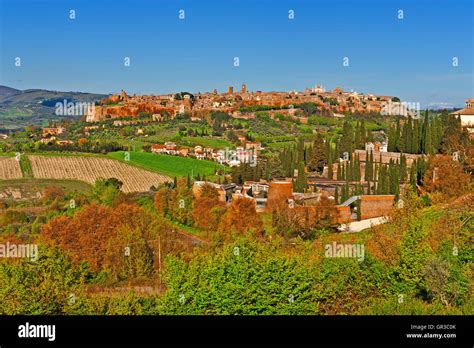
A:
[{"xmin": 451, "ymin": 98, "xmax": 474, "ymax": 131}]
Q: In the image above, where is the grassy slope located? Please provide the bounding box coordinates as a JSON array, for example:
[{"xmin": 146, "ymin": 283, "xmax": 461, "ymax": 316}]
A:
[
  {"xmin": 107, "ymin": 151, "xmax": 224, "ymax": 177},
  {"xmin": 19, "ymin": 155, "xmax": 33, "ymax": 178},
  {"xmin": 181, "ymin": 136, "xmax": 233, "ymax": 149}
]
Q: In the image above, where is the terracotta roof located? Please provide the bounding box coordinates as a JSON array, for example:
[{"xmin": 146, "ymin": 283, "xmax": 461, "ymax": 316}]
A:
[{"xmin": 450, "ymin": 108, "xmax": 474, "ymax": 115}]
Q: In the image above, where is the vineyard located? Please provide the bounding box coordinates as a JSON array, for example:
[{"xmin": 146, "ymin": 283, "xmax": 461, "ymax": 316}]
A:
[
  {"xmin": 28, "ymin": 155, "xmax": 171, "ymax": 193},
  {"xmin": 0, "ymin": 157, "xmax": 23, "ymax": 179}
]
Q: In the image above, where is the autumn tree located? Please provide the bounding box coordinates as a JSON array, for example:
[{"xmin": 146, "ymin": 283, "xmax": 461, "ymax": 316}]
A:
[
  {"xmin": 218, "ymin": 197, "xmax": 263, "ymax": 237},
  {"xmin": 105, "ymin": 226, "xmax": 154, "ymax": 281},
  {"xmin": 154, "ymin": 187, "xmax": 171, "ymax": 217},
  {"xmin": 43, "ymin": 186, "xmax": 65, "ymax": 202},
  {"xmin": 423, "ymin": 155, "xmax": 471, "ymax": 198},
  {"xmin": 40, "ymin": 203, "xmax": 166, "ymax": 275},
  {"xmin": 192, "ymin": 183, "xmax": 226, "ymax": 230}
]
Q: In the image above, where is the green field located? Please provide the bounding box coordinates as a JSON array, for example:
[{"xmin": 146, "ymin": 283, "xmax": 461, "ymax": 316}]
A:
[
  {"xmin": 19, "ymin": 155, "xmax": 33, "ymax": 178},
  {"xmin": 107, "ymin": 151, "xmax": 225, "ymax": 177}
]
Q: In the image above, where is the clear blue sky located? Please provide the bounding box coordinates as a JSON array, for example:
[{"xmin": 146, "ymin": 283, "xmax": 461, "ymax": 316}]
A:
[{"xmin": 0, "ymin": 0, "xmax": 472, "ymax": 108}]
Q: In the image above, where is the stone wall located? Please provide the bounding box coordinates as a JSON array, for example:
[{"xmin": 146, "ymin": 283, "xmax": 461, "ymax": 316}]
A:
[{"xmin": 360, "ymin": 195, "xmax": 394, "ymax": 219}]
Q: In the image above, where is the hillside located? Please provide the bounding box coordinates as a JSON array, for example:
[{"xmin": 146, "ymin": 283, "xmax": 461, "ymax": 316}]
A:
[
  {"xmin": 0, "ymin": 85, "xmax": 106, "ymax": 131},
  {"xmin": 107, "ymin": 151, "xmax": 225, "ymax": 178}
]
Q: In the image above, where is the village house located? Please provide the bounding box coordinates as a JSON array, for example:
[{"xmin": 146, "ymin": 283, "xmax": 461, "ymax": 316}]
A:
[
  {"xmin": 56, "ymin": 140, "xmax": 74, "ymax": 146},
  {"xmin": 237, "ymin": 135, "xmax": 247, "ymax": 143},
  {"xmin": 83, "ymin": 125, "xmax": 99, "ymax": 132},
  {"xmin": 164, "ymin": 142, "xmax": 177, "ymax": 152},
  {"xmin": 451, "ymin": 98, "xmax": 474, "ymax": 132},
  {"xmin": 245, "ymin": 141, "xmax": 262, "ymax": 151},
  {"xmin": 42, "ymin": 126, "xmax": 65, "ymax": 137},
  {"xmin": 178, "ymin": 147, "xmax": 189, "ymax": 157},
  {"xmin": 151, "ymin": 142, "xmax": 189, "ymax": 156},
  {"xmin": 151, "ymin": 144, "xmax": 166, "ymax": 154},
  {"xmin": 40, "ymin": 136, "xmax": 56, "ymax": 144}
]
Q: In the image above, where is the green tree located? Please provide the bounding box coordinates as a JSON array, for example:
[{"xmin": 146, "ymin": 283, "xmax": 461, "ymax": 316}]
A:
[
  {"xmin": 294, "ymin": 162, "xmax": 308, "ymax": 193},
  {"xmin": 340, "ymin": 121, "xmax": 354, "ymax": 156},
  {"xmin": 307, "ymin": 133, "xmax": 326, "ymax": 173},
  {"xmin": 0, "ymin": 246, "xmax": 83, "ymax": 314},
  {"xmin": 92, "ymin": 178, "xmax": 123, "ymax": 205}
]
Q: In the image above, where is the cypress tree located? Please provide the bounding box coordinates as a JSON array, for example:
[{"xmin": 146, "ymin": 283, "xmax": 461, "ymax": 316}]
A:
[
  {"xmin": 395, "ymin": 118, "xmax": 401, "ymax": 152},
  {"xmin": 308, "ymin": 133, "xmax": 326, "ymax": 173},
  {"xmin": 327, "ymin": 149, "xmax": 333, "ymax": 179},
  {"xmin": 388, "ymin": 124, "xmax": 396, "ymax": 152},
  {"xmin": 374, "ymin": 163, "xmax": 378, "ymax": 183},
  {"xmin": 410, "ymin": 161, "xmax": 417, "ymax": 189},
  {"xmin": 360, "ymin": 120, "xmax": 367, "ymax": 147},
  {"xmin": 369, "ymin": 150, "xmax": 374, "ymax": 181},
  {"xmin": 337, "ymin": 163, "xmax": 342, "ymax": 180},
  {"xmin": 356, "ymin": 154, "xmax": 361, "ymax": 181},
  {"xmin": 297, "ymin": 137, "xmax": 305, "ymax": 164},
  {"xmin": 425, "ymin": 122, "xmax": 432, "ymax": 154},
  {"xmin": 356, "ymin": 199, "xmax": 361, "ymax": 221},
  {"xmin": 334, "ymin": 186, "xmax": 339, "ymax": 205},
  {"xmin": 341, "ymin": 182, "xmax": 349, "ymax": 203},
  {"xmin": 412, "ymin": 119, "xmax": 420, "ymax": 154},
  {"xmin": 377, "ymin": 165, "xmax": 384, "ymax": 194},
  {"xmin": 294, "ymin": 161, "xmax": 307, "ymax": 192},
  {"xmin": 400, "ymin": 153, "xmax": 407, "ymax": 182},
  {"xmin": 384, "ymin": 164, "xmax": 390, "ymax": 194},
  {"xmin": 354, "ymin": 121, "xmax": 361, "ymax": 149},
  {"xmin": 340, "ymin": 121, "xmax": 354, "ymax": 156},
  {"xmin": 364, "ymin": 150, "xmax": 370, "ymax": 181}
]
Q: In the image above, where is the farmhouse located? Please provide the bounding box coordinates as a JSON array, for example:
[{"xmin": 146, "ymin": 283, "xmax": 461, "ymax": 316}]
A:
[
  {"xmin": 56, "ymin": 140, "xmax": 74, "ymax": 146},
  {"xmin": 451, "ymin": 98, "xmax": 474, "ymax": 132},
  {"xmin": 42, "ymin": 126, "xmax": 65, "ymax": 137}
]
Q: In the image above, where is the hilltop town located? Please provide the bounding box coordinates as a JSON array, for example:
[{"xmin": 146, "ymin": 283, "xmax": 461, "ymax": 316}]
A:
[{"xmin": 85, "ymin": 84, "xmax": 398, "ymax": 122}]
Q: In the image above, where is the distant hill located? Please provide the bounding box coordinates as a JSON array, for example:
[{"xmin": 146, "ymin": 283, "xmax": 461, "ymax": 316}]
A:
[
  {"xmin": 0, "ymin": 86, "xmax": 21, "ymax": 99},
  {"xmin": 0, "ymin": 86, "xmax": 106, "ymax": 106},
  {"xmin": 0, "ymin": 86, "xmax": 107, "ymax": 131}
]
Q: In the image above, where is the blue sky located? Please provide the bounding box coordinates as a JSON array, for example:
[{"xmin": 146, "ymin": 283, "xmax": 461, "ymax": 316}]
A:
[{"xmin": 0, "ymin": 0, "xmax": 472, "ymax": 107}]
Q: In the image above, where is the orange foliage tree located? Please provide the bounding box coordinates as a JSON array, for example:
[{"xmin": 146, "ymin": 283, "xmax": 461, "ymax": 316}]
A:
[
  {"xmin": 423, "ymin": 155, "xmax": 471, "ymax": 198},
  {"xmin": 40, "ymin": 203, "xmax": 163, "ymax": 273},
  {"xmin": 218, "ymin": 197, "xmax": 263, "ymax": 236},
  {"xmin": 192, "ymin": 183, "xmax": 226, "ymax": 230}
]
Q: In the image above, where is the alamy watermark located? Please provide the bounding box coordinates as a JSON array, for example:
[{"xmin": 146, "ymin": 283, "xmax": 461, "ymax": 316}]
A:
[
  {"xmin": 216, "ymin": 147, "xmax": 258, "ymax": 167},
  {"xmin": 381, "ymin": 100, "xmax": 420, "ymax": 118},
  {"xmin": 55, "ymin": 99, "xmax": 95, "ymax": 116},
  {"xmin": 325, "ymin": 242, "xmax": 365, "ymax": 262},
  {"xmin": 0, "ymin": 242, "xmax": 38, "ymax": 261}
]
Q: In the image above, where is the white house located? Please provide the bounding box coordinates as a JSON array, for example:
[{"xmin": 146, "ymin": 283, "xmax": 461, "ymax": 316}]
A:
[{"xmin": 451, "ymin": 99, "xmax": 474, "ymax": 130}]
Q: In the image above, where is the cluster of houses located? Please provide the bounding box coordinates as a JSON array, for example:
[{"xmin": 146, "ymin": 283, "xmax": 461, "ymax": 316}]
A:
[
  {"xmin": 85, "ymin": 84, "xmax": 399, "ymax": 123},
  {"xmin": 192, "ymin": 177, "xmax": 395, "ymax": 224},
  {"xmin": 151, "ymin": 141, "xmax": 261, "ymax": 167},
  {"xmin": 39, "ymin": 126, "xmax": 75, "ymax": 146}
]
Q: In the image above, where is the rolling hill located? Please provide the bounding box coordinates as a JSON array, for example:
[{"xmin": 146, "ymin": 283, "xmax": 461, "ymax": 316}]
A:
[{"xmin": 0, "ymin": 85, "xmax": 107, "ymax": 131}]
